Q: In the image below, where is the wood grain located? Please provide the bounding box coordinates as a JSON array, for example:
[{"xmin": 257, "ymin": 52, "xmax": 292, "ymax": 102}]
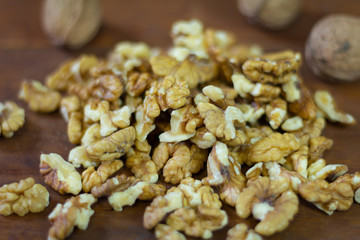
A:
[{"xmin": 1, "ymin": 0, "xmax": 360, "ymax": 239}]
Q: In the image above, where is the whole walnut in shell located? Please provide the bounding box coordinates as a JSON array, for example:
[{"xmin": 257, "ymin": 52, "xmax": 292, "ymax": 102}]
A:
[
  {"xmin": 42, "ymin": 0, "xmax": 102, "ymax": 49},
  {"xmin": 306, "ymin": 14, "xmax": 360, "ymax": 82},
  {"xmin": 237, "ymin": 0, "xmax": 302, "ymax": 30}
]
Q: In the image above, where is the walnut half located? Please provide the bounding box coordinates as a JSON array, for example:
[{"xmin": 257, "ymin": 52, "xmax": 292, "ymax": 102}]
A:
[
  {"xmin": 48, "ymin": 193, "xmax": 97, "ymax": 240},
  {"xmin": 0, "ymin": 177, "xmax": 49, "ymax": 216},
  {"xmin": 0, "ymin": 101, "xmax": 25, "ymax": 138},
  {"xmin": 40, "ymin": 153, "xmax": 82, "ymax": 195}
]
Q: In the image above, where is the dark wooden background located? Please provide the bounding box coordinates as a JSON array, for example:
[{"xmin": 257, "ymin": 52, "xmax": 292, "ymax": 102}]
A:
[{"xmin": 1, "ymin": 0, "xmax": 360, "ymax": 239}]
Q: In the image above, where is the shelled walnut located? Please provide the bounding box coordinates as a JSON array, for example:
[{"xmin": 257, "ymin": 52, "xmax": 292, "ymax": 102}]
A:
[
  {"xmin": 19, "ymin": 80, "xmax": 61, "ymax": 112},
  {"xmin": 0, "ymin": 177, "xmax": 49, "ymax": 216},
  {"xmin": 0, "ymin": 101, "xmax": 25, "ymax": 138},
  {"xmin": 48, "ymin": 194, "xmax": 97, "ymax": 240},
  {"xmin": 40, "ymin": 153, "xmax": 82, "ymax": 195}
]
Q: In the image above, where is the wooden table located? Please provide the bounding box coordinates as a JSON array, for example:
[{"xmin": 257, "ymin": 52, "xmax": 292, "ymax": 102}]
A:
[{"xmin": 1, "ymin": 0, "xmax": 360, "ymax": 239}]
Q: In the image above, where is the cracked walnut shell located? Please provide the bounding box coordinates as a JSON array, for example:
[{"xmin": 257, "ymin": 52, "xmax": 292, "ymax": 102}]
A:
[
  {"xmin": 48, "ymin": 193, "xmax": 97, "ymax": 240},
  {"xmin": 0, "ymin": 177, "xmax": 49, "ymax": 216},
  {"xmin": 40, "ymin": 153, "xmax": 82, "ymax": 195},
  {"xmin": 19, "ymin": 80, "xmax": 61, "ymax": 113},
  {"xmin": 0, "ymin": 101, "xmax": 25, "ymax": 138}
]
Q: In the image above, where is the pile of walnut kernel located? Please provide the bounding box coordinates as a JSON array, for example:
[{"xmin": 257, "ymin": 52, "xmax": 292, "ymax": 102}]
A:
[{"xmin": 1, "ymin": 19, "xmax": 359, "ymax": 239}]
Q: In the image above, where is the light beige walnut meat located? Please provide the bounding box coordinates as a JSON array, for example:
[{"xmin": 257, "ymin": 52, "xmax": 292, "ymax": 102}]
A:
[
  {"xmin": 155, "ymin": 224, "xmax": 186, "ymax": 240},
  {"xmin": 299, "ymin": 179, "xmax": 354, "ymax": 215},
  {"xmin": 226, "ymin": 223, "xmax": 262, "ymax": 240},
  {"xmin": 0, "ymin": 177, "xmax": 49, "ymax": 216},
  {"xmin": 166, "ymin": 205, "xmax": 228, "ymax": 239},
  {"xmin": 288, "ymin": 85, "xmax": 317, "ymax": 120},
  {"xmin": 19, "ymin": 80, "xmax": 61, "ymax": 112},
  {"xmin": 126, "ymin": 72, "xmax": 153, "ymax": 97},
  {"xmin": 60, "ymin": 95, "xmax": 81, "ymax": 122},
  {"xmin": 144, "ymin": 190, "xmax": 184, "ymax": 229},
  {"xmin": 153, "ymin": 142, "xmax": 207, "ymax": 184},
  {"xmin": 68, "ymin": 145, "xmax": 101, "ymax": 168},
  {"xmin": 150, "ymin": 54, "xmax": 217, "ymax": 89},
  {"xmin": 89, "ymin": 74, "xmax": 124, "ymax": 101},
  {"xmin": 308, "ymin": 160, "xmax": 348, "ymax": 181},
  {"xmin": 314, "ymin": 90, "xmax": 356, "ymax": 125},
  {"xmin": 265, "ymin": 98, "xmax": 287, "ymax": 129},
  {"xmin": 308, "ymin": 136, "xmax": 333, "ymax": 162},
  {"xmin": 242, "ymin": 51, "xmax": 301, "ymax": 84},
  {"xmin": 159, "ymin": 104, "xmax": 202, "ymax": 142},
  {"xmin": 335, "ymin": 172, "xmax": 360, "ymax": 203},
  {"xmin": 85, "ymin": 126, "xmax": 136, "ymax": 161},
  {"xmin": 40, "ymin": 153, "xmax": 82, "ymax": 195},
  {"xmin": 67, "ymin": 112, "xmax": 83, "ymax": 144},
  {"xmin": 293, "ymin": 117, "xmax": 326, "ymax": 145},
  {"xmin": 249, "ymin": 133, "xmax": 301, "ymax": 163},
  {"xmin": 81, "ymin": 160, "xmax": 123, "ymax": 192},
  {"xmin": 190, "ymin": 127, "xmax": 217, "ymax": 149},
  {"xmin": 0, "ymin": 101, "xmax": 25, "ymax": 138},
  {"xmin": 48, "ymin": 193, "xmax": 97, "ymax": 240},
  {"xmin": 236, "ymin": 177, "xmax": 298, "ymax": 236},
  {"xmin": 126, "ymin": 141, "xmax": 158, "ymax": 183},
  {"xmin": 91, "ymin": 174, "xmax": 165, "ymax": 211}
]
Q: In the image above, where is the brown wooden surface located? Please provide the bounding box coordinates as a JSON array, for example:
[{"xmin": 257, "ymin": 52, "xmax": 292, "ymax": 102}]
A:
[{"xmin": 1, "ymin": 0, "xmax": 360, "ymax": 239}]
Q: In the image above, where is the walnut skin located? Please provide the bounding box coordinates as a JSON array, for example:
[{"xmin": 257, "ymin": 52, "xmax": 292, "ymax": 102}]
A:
[
  {"xmin": 305, "ymin": 14, "xmax": 360, "ymax": 82},
  {"xmin": 48, "ymin": 194, "xmax": 97, "ymax": 240},
  {"xmin": 0, "ymin": 177, "xmax": 49, "ymax": 216},
  {"xmin": 0, "ymin": 101, "xmax": 25, "ymax": 138},
  {"xmin": 40, "ymin": 153, "xmax": 82, "ymax": 195}
]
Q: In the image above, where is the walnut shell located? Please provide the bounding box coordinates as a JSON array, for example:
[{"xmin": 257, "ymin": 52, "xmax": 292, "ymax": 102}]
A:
[
  {"xmin": 42, "ymin": 0, "xmax": 102, "ymax": 49},
  {"xmin": 237, "ymin": 0, "xmax": 302, "ymax": 30},
  {"xmin": 306, "ymin": 14, "xmax": 360, "ymax": 82}
]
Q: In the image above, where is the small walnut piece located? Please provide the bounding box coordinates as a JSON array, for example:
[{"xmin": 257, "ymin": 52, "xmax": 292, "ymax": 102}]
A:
[
  {"xmin": 48, "ymin": 193, "xmax": 97, "ymax": 240},
  {"xmin": 299, "ymin": 179, "xmax": 354, "ymax": 215},
  {"xmin": 237, "ymin": 0, "xmax": 302, "ymax": 30},
  {"xmin": 235, "ymin": 177, "xmax": 298, "ymax": 236},
  {"xmin": 67, "ymin": 112, "xmax": 83, "ymax": 144},
  {"xmin": 227, "ymin": 223, "xmax": 262, "ymax": 240},
  {"xmin": 81, "ymin": 160, "xmax": 123, "ymax": 192},
  {"xmin": 0, "ymin": 177, "xmax": 49, "ymax": 216},
  {"xmin": 144, "ymin": 190, "xmax": 184, "ymax": 229},
  {"xmin": 265, "ymin": 98, "xmax": 287, "ymax": 129},
  {"xmin": 314, "ymin": 90, "xmax": 356, "ymax": 125},
  {"xmin": 60, "ymin": 95, "xmax": 81, "ymax": 122},
  {"xmin": 68, "ymin": 145, "xmax": 101, "ymax": 168},
  {"xmin": 305, "ymin": 14, "xmax": 360, "ymax": 82},
  {"xmin": 42, "ymin": 0, "xmax": 102, "ymax": 49},
  {"xmin": 19, "ymin": 80, "xmax": 61, "ymax": 113},
  {"xmin": 40, "ymin": 153, "xmax": 82, "ymax": 195},
  {"xmin": 0, "ymin": 101, "xmax": 25, "ymax": 138},
  {"xmin": 155, "ymin": 224, "xmax": 186, "ymax": 240}
]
